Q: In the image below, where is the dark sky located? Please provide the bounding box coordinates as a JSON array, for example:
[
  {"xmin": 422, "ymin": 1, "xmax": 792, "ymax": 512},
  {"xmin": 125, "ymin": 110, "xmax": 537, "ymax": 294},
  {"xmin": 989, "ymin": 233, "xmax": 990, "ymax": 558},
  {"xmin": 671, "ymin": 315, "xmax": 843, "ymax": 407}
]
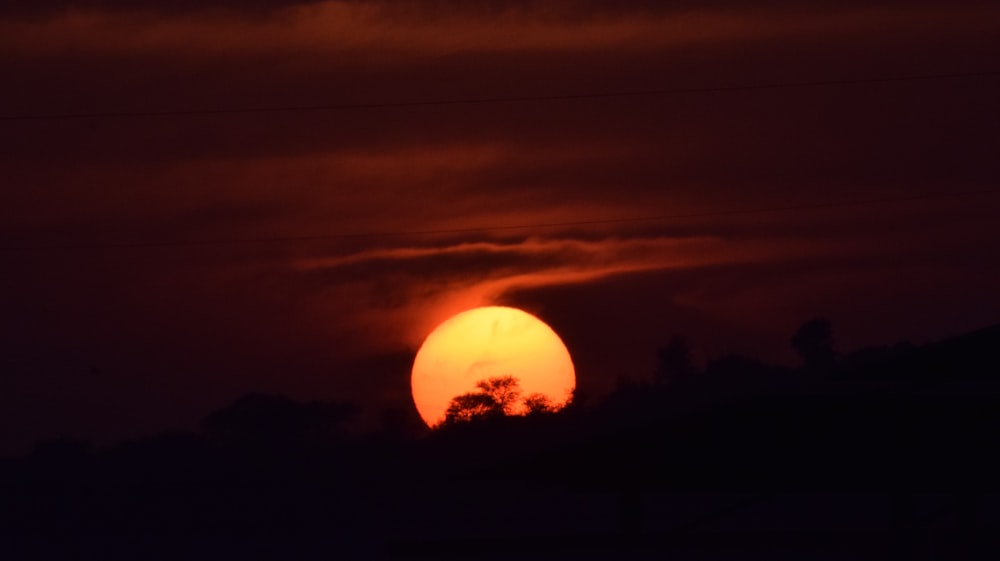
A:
[{"xmin": 2, "ymin": 0, "xmax": 999, "ymax": 454}]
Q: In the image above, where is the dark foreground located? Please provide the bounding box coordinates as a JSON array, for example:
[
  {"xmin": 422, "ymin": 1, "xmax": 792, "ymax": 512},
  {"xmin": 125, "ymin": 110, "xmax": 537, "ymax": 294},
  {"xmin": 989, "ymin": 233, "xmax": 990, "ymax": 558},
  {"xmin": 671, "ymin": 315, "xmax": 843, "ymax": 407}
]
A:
[{"xmin": 4, "ymin": 324, "xmax": 1000, "ymax": 560}]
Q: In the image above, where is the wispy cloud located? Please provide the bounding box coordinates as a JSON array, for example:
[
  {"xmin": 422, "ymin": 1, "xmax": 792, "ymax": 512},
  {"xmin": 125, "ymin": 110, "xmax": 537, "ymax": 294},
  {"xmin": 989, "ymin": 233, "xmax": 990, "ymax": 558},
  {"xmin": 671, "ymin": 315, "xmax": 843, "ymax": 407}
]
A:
[
  {"xmin": 7, "ymin": 1, "xmax": 992, "ymax": 58},
  {"xmin": 293, "ymin": 234, "xmax": 827, "ymax": 350}
]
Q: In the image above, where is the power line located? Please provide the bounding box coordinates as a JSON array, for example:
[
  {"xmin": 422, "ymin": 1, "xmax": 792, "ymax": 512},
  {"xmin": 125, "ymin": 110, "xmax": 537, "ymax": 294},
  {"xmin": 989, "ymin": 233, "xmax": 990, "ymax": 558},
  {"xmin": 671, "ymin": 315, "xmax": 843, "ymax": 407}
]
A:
[
  {"xmin": 3, "ymin": 188, "xmax": 998, "ymax": 252},
  {"xmin": 3, "ymin": 70, "xmax": 998, "ymax": 122}
]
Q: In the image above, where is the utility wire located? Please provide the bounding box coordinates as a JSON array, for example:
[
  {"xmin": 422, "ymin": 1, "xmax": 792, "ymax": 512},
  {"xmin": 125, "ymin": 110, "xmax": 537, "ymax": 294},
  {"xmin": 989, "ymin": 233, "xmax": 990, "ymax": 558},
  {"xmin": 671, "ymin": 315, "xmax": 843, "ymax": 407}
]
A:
[
  {"xmin": 3, "ymin": 188, "xmax": 998, "ymax": 252},
  {"xmin": 2, "ymin": 70, "xmax": 998, "ymax": 122}
]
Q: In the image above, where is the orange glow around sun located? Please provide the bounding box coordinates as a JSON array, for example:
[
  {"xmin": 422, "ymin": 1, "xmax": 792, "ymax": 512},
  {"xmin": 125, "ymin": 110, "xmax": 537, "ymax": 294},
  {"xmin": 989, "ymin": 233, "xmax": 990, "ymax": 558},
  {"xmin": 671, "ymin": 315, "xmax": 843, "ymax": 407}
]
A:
[{"xmin": 411, "ymin": 306, "xmax": 576, "ymax": 427}]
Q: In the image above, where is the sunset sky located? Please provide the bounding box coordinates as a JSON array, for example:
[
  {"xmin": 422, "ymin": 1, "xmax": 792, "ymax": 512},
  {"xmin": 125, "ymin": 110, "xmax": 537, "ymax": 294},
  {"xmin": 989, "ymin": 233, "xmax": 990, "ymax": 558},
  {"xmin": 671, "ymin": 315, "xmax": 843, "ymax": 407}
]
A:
[{"xmin": 2, "ymin": 0, "xmax": 999, "ymax": 453}]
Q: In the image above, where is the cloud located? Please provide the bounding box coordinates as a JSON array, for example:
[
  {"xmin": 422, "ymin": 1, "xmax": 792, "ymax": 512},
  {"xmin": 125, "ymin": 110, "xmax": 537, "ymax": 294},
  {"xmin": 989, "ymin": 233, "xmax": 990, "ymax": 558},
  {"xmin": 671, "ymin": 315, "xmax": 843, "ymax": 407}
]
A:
[
  {"xmin": 6, "ymin": 1, "xmax": 997, "ymax": 60},
  {"xmin": 0, "ymin": 0, "xmax": 323, "ymax": 19},
  {"xmin": 0, "ymin": 4, "xmax": 793, "ymax": 58},
  {"xmin": 296, "ymin": 236, "xmax": 726, "ymax": 281},
  {"xmin": 4, "ymin": 0, "xmax": 996, "ymax": 20},
  {"xmin": 288, "ymin": 234, "xmax": 834, "ymax": 350}
]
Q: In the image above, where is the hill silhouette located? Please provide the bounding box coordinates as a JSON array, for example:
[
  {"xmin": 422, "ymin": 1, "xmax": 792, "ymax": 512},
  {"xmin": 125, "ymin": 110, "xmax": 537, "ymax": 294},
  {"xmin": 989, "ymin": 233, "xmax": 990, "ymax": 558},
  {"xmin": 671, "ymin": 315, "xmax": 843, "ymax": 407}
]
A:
[{"xmin": 2, "ymin": 321, "xmax": 1000, "ymax": 559}]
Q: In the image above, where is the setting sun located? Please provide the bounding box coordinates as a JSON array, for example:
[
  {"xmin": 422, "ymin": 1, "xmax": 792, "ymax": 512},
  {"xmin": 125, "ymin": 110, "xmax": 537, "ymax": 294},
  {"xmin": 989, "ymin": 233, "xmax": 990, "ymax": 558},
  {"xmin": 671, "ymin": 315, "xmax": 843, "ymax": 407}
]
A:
[{"xmin": 411, "ymin": 306, "xmax": 576, "ymax": 427}]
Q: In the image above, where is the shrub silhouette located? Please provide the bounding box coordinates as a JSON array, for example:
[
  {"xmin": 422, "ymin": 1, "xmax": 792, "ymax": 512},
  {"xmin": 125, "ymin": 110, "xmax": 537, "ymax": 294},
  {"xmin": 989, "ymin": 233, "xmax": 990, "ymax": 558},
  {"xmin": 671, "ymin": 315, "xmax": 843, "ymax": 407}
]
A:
[{"xmin": 523, "ymin": 393, "xmax": 555, "ymax": 414}]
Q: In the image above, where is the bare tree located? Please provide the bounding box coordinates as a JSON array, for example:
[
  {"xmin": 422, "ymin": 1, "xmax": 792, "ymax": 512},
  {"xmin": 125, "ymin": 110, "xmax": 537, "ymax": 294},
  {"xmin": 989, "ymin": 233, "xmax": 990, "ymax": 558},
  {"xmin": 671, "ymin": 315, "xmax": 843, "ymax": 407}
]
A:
[
  {"xmin": 475, "ymin": 375, "xmax": 522, "ymax": 415},
  {"xmin": 442, "ymin": 392, "xmax": 500, "ymax": 424}
]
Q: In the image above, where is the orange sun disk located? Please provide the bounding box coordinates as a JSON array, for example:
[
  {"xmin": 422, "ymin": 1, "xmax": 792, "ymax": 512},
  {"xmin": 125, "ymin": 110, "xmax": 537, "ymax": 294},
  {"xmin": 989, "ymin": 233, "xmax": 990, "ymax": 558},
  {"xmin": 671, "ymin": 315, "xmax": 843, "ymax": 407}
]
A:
[{"xmin": 410, "ymin": 306, "xmax": 576, "ymax": 427}]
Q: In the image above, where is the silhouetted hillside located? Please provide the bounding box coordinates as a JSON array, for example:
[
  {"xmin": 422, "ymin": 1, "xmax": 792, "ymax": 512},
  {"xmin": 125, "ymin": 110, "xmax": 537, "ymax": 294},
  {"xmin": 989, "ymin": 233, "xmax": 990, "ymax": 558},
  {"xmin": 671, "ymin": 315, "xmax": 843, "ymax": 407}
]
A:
[
  {"xmin": 838, "ymin": 324, "xmax": 1000, "ymax": 382},
  {"xmin": 3, "ymin": 322, "xmax": 1000, "ymax": 559}
]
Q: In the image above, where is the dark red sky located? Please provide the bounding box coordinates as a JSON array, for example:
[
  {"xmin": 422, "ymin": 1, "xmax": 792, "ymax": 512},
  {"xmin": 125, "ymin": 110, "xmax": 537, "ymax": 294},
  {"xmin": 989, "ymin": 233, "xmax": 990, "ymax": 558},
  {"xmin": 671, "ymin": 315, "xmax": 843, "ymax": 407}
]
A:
[{"xmin": 2, "ymin": 0, "xmax": 999, "ymax": 454}]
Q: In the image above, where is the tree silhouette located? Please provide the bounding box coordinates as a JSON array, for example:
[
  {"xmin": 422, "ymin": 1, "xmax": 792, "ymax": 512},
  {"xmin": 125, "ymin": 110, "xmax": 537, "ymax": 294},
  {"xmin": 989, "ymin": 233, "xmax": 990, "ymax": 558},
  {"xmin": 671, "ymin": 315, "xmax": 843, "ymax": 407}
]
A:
[
  {"xmin": 475, "ymin": 375, "xmax": 523, "ymax": 414},
  {"xmin": 442, "ymin": 375, "xmax": 560, "ymax": 426},
  {"xmin": 791, "ymin": 318, "xmax": 836, "ymax": 370},
  {"xmin": 442, "ymin": 391, "xmax": 502, "ymax": 424},
  {"xmin": 654, "ymin": 334, "xmax": 697, "ymax": 386}
]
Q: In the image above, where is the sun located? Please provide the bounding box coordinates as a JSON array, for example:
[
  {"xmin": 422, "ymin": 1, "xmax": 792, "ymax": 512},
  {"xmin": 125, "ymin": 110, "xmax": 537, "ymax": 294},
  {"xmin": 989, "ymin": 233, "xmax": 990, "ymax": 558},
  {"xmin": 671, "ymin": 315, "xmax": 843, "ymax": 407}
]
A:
[{"xmin": 411, "ymin": 306, "xmax": 576, "ymax": 427}]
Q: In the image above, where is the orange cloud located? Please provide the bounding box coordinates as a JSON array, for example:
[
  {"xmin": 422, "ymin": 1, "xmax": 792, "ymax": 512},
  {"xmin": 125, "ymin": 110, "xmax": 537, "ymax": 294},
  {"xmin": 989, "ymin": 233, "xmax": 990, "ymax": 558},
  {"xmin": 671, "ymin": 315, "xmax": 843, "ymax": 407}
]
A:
[{"xmin": 293, "ymin": 234, "xmax": 830, "ymax": 353}]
